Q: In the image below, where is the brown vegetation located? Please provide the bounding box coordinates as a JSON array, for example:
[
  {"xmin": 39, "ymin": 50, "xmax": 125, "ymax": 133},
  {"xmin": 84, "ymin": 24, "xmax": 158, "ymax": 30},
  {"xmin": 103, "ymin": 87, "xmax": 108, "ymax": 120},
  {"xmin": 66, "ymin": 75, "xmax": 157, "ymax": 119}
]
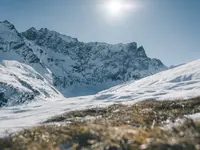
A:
[{"xmin": 1, "ymin": 98, "xmax": 200, "ymax": 150}]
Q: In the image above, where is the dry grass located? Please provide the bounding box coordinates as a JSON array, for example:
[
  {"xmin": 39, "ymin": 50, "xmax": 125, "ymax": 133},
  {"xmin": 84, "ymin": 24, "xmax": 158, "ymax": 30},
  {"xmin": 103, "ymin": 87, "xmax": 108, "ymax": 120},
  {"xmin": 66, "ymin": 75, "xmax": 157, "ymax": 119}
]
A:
[
  {"xmin": 1, "ymin": 98, "xmax": 200, "ymax": 150},
  {"xmin": 45, "ymin": 97, "xmax": 200, "ymax": 127}
]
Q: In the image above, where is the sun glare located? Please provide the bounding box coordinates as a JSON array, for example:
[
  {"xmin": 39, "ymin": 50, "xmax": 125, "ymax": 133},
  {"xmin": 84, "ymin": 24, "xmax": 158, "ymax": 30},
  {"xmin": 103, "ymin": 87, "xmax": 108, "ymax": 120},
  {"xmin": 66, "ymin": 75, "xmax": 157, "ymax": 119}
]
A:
[
  {"xmin": 104, "ymin": 0, "xmax": 137, "ymax": 18},
  {"xmin": 108, "ymin": 1, "xmax": 123, "ymax": 16}
]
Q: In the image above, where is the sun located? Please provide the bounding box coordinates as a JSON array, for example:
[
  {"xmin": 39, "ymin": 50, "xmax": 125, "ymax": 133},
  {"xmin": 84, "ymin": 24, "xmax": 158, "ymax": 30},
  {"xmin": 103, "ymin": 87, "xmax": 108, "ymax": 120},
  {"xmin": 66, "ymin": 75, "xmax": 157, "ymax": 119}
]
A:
[
  {"xmin": 107, "ymin": 0, "xmax": 123, "ymax": 16},
  {"xmin": 103, "ymin": 0, "xmax": 137, "ymax": 18}
]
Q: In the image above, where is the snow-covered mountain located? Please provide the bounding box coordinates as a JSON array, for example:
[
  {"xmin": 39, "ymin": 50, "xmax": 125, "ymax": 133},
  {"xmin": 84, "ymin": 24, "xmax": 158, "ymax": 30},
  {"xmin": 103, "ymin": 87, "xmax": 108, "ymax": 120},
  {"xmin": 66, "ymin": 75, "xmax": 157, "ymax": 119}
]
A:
[
  {"xmin": 0, "ymin": 20, "xmax": 166, "ymax": 106},
  {"xmin": 21, "ymin": 24, "xmax": 166, "ymax": 93}
]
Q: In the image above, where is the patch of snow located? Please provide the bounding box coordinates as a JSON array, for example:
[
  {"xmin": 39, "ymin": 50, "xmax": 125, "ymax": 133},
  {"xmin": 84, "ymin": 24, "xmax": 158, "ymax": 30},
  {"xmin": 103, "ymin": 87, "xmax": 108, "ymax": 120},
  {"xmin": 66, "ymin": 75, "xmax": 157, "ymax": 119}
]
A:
[
  {"xmin": 0, "ymin": 96, "xmax": 113, "ymax": 137},
  {"xmin": 187, "ymin": 113, "xmax": 200, "ymax": 122}
]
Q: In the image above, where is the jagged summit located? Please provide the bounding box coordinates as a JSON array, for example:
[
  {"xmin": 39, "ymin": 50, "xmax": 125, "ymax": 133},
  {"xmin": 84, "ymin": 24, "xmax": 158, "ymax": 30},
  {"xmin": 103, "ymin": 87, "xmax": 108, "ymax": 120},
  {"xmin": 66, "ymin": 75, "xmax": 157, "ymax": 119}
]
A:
[
  {"xmin": 0, "ymin": 20, "xmax": 22, "ymax": 42},
  {"xmin": 22, "ymin": 27, "xmax": 79, "ymax": 44},
  {"xmin": 1, "ymin": 20, "xmax": 14, "ymax": 27},
  {"xmin": 0, "ymin": 20, "xmax": 18, "ymax": 32},
  {"xmin": 0, "ymin": 20, "xmax": 167, "ymax": 106},
  {"xmin": 22, "ymin": 27, "xmax": 38, "ymax": 41}
]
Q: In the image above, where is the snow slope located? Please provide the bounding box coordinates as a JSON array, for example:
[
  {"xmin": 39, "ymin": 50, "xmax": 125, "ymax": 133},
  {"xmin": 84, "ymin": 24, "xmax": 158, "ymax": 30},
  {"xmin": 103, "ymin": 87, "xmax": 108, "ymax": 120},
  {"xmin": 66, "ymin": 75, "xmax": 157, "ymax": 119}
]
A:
[
  {"xmin": 0, "ymin": 60, "xmax": 200, "ymax": 136},
  {"xmin": 96, "ymin": 59, "xmax": 200, "ymax": 102},
  {"xmin": 0, "ymin": 60, "xmax": 63, "ymax": 107}
]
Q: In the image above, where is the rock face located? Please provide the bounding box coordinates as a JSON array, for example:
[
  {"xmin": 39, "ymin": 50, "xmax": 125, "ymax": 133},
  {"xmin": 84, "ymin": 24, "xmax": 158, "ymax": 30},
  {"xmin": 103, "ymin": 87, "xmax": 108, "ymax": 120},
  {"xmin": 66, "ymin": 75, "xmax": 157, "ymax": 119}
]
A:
[{"xmin": 0, "ymin": 20, "xmax": 167, "ymax": 106}]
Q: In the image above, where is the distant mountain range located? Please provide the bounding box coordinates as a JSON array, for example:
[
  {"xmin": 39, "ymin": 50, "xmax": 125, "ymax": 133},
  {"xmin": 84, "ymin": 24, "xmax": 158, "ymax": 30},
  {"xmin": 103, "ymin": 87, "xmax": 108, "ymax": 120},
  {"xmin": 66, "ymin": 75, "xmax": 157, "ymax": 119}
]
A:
[{"xmin": 0, "ymin": 20, "xmax": 167, "ymax": 107}]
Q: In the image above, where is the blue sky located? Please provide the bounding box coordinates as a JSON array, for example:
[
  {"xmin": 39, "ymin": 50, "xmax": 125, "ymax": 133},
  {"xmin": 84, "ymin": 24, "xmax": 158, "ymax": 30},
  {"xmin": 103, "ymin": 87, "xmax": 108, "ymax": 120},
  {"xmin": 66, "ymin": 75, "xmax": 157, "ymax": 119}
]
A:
[{"xmin": 0, "ymin": 0, "xmax": 199, "ymax": 66}]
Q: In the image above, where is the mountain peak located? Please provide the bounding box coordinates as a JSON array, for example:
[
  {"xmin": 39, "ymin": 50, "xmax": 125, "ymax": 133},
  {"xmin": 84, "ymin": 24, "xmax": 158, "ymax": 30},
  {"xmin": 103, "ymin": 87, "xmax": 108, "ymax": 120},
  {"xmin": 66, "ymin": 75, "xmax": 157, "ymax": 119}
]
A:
[
  {"xmin": 28, "ymin": 27, "xmax": 37, "ymax": 32},
  {"xmin": 23, "ymin": 27, "xmax": 38, "ymax": 41},
  {"xmin": 136, "ymin": 46, "xmax": 147, "ymax": 57},
  {"xmin": 39, "ymin": 27, "xmax": 50, "ymax": 33},
  {"xmin": 0, "ymin": 20, "xmax": 22, "ymax": 42},
  {"xmin": 2, "ymin": 20, "xmax": 11, "ymax": 24},
  {"xmin": 0, "ymin": 20, "xmax": 16, "ymax": 30}
]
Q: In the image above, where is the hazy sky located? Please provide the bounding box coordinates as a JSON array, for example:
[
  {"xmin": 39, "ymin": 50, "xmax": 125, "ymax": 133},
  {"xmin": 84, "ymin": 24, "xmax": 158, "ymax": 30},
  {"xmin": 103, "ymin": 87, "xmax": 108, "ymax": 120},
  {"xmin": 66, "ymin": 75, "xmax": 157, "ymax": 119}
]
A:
[{"xmin": 0, "ymin": 0, "xmax": 199, "ymax": 66}]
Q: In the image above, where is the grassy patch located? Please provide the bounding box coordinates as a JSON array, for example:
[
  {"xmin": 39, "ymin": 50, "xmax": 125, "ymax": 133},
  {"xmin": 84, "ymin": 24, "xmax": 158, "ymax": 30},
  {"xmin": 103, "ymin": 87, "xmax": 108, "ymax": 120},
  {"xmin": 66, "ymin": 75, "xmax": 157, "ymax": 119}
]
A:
[
  {"xmin": 1, "ymin": 98, "xmax": 200, "ymax": 150},
  {"xmin": 45, "ymin": 97, "xmax": 200, "ymax": 127}
]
